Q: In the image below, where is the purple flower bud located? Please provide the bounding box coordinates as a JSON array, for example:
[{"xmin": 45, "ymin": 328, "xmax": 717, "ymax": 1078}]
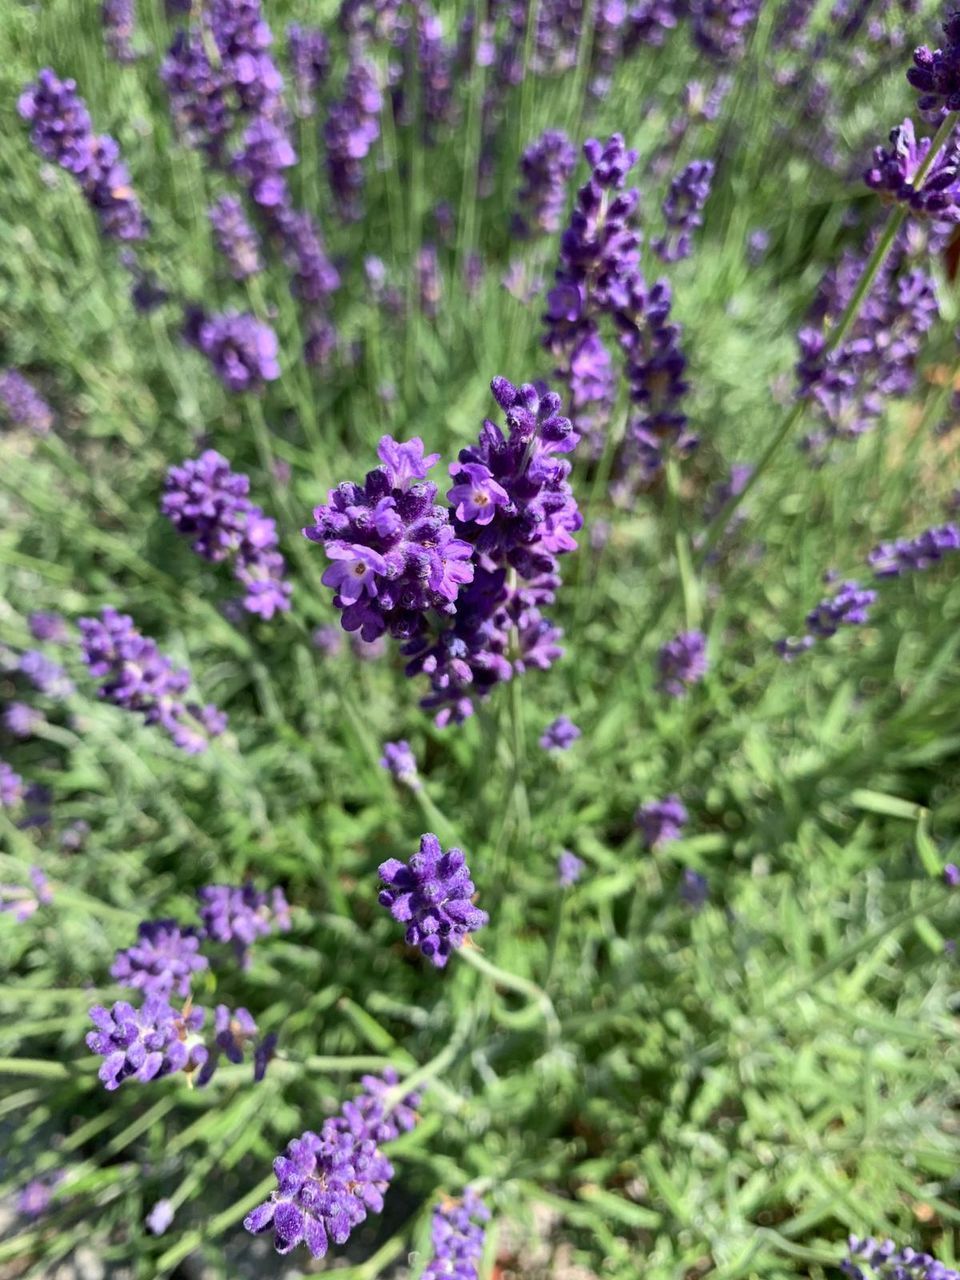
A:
[{"xmin": 378, "ymin": 834, "xmax": 487, "ymax": 967}]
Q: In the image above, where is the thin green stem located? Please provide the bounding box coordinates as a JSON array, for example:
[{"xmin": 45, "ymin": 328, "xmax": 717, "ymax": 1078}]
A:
[
  {"xmin": 459, "ymin": 944, "xmax": 561, "ymax": 1042},
  {"xmin": 385, "ymin": 1006, "xmax": 475, "ymax": 1112}
]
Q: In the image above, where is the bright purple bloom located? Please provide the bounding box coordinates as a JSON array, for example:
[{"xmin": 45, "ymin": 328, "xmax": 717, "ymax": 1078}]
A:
[
  {"xmin": 422, "ymin": 1190, "xmax": 490, "ymax": 1280},
  {"xmin": 0, "ymin": 370, "xmax": 54, "ymax": 434},
  {"xmin": 514, "ymin": 129, "xmax": 577, "ymax": 236},
  {"xmin": 557, "ymin": 849, "xmax": 584, "ymax": 887},
  {"xmin": 197, "ymin": 882, "xmax": 290, "ymax": 967},
  {"xmin": 842, "ymin": 1236, "xmax": 960, "ymax": 1280},
  {"xmin": 448, "ymin": 462, "xmax": 510, "ymax": 525},
  {"xmin": 653, "ymin": 159, "xmax": 715, "ymax": 262},
  {"xmin": 944, "ymin": 863, "xmax": 960, "ymax": 887},
  {"xmin": 805, "ymin": 580, "xmax": 876, "ymax": 638},
  {"xmin": 324, "ymin": 56, "xmax": 382, "ymax": 221},
  {"xmin": 287, "ymin": 24, "xmax": 330, "ymax": 116},
  {"xmin": 102, "ymin": 0, "xmax": 137, "ymax": 62},
  {"xmin": 78, "ymin": 607, "xmax": 226, "ymax": 753},
  {"xmin": 19, "ymin": 650, "xmax": 74, "ymax": 699},
  {"xmin": 636, "ymin": 795, "xmax": 688, "ymax": 847},
  {"xmin": 146, "ymin": 1200, "xmax": 175, "ymax": 1235},
  {"xmin": 540, "ymin": 716, "xmax": 581, "ymax": 750},
  {"xmin": 303, "ymin": 435, "xmax": 473, "ymax": 643},
  {"xmin": 17, "ymin": 1173, "xmax": 64, "ymax": 1219},
  {"xmin": 378, "ymin": 833, "xmax": 488, "ymax": 968},
  {"xmin": 111, "ymin": 920, "xmax": 209, "ymax": 998},
  {"xmin": 865, "ymin": 119, "xmax": 960, "ymax": 219},
  {"xmin": 86, "ymin": 997, "xmax": 208, "ymax": 1090},
  {"xmin": 908, "ymin": 9, "xmax": 960, "ymax": 117},
  {"xmin": 162, "ymin": 450, "xmax": 291, "ymax": 619},
  {"xmin": 28, "ymin": 612, "xmax": 69, "ymax": 644},
  {"xmin": 868, "ymin": 523, "xmax": 960, "ymax": 576},
  {"xmin": 380, "ymin": 740, "xmax": 421, "ymax": 789},
  {"xmin": 3, "ymin": 702, "xmax": 44, "ymax": 738},
  {"xmin": 209, "ymin": 195, "xmax": 262, "ymax": 280},
  {"xmin": 657, "ymin": 631, "xmax": 707, "ymax": 696},
  {"xmin": 184, "ymin": 308, "xmax": 280, "ymax": 393},
  {"xmin": 243, "ymin": 1071, "xmax": 417, "ymax": 1258},
  {"xmin": 0, "ymin": 761, "xmax": 24, "ymax": 809}
]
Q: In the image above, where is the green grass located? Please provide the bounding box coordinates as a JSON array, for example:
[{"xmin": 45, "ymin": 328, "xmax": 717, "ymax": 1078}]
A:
[{"xmin": 1, "ymin": 0, "xmax": 959, "ymax": 1276}]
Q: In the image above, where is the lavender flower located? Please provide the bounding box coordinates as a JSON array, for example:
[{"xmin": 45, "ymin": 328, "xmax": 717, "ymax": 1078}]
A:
[
  {"xmin": 17, "ymin": 1173, "xmax": 64, "ymax": 1219},
  {"xmin": 540, "ymin": 716, "xmax": 581, "ymax": 750},
  {"xmin": 287, "ymin": 24, "xmax": 330, "ymax": 116},
  {"xmin": 146, "ymin": 1200, "xmax": 174, "ymax": 1235},
  {"xmin": 0, "ymin": 370, "xmax": 54, "ymax": 434},
  {"xmin": 657, "ymin": 631, "xmax": 707, "ymax": 696},
  {"xmin": 679, "ymin": 868, "xmax": 709, "ymax": 907},
  {"xmin": 865, "ymin": 119, "xmax": 960, "ymax": 220},
  {"xmin": 183, "ymin": 308, "xmax": 280, "ymax": 393},
  {"xmin": 868, "ymin": 523, "xmax": 960, "ymax": 576},
  {"xmin": 775, "ymin": 634, "xmax": 815, "ymax": 661},
  {"xmin": 197, "ymin": 882, "xmax": 290, "ymax": 966},
  {"xmin": 86, "ymin": 997, "xmax": 208, "ymax": 1090},
  {"xmin": 908, "ymin": 9, "xmax": 960, "ymax": 116},
  {"xmin": 0, "ymin": 867, "xmax": 52, "ymax": 921},
  {"xmin": 944, "ymin": 863, "xmax": 960, "ymax": 887},
  {"xmin": 843, "ymin": 1236, "xmax": 960, "ymax": 1280},
  {"xmin": 195, "ymin": 1004, "xmax": 260, "ymax": 1084},
  {"xmin": 806, "ymin": 580, "xmax": 876, "ymax": 638},
  {"xmin": 208, "ymin": 196, "xmax": 262, "ymax": 280},
  {"xmin": 625, "ymin": 0, "xmax": 682, "ymax": 49},
  {"xmin": 19, "ymin": 650, "xmax": 74, "ymax": 699},
  {"xmin": 689, "ymin": 0, "xmax": 761, "ymax": 61},
  {"xmin": 324, "ymin": 55, "xmax": 382, "ymax": 221},
  {"xmin": 29, "ymin": 612, "xmax": 69, "ymax": 644},
  {"xmin": 418, "ymin": 244, "xmax": 442, "ymax": 319},
  {"xmin": 231, "ymin": 116, "xmax": 297, "ymax": 210},
  {"xmin": 303, "ymin": 436, "xmax": 473, "ymax": 643},
  {"xmin": 3, "ymin": 702, "xmax": 44, "ymax": 739},
  {"xmin": 243, "ymin": 1071, "xmax": 417, "ymax": 1257},
  {"xmin": 162, "ymin": 450, "xmax": 291, "ymax": 619},
  {"xmin": 653, "ymin": 159, "xmax": 715, "ymax": 262},
  {"xmin": 78, "ymin": 608, "xmax": 227, "ymax": 753},
  {"xmin": 422, "ymin": 1190, "xmax": 490, "ymax": 1280},
  {"xmin": 102, "ymin": 0, "xmax": 137, "ymax": 63},
  {"xmin": 514, "ymin": 129, "xmax": 577, "ymax": 236},
  {"xmin": 380, "ymin": 740, "xmax": 421, "ymax": 789},
  {"xmin": 558, "ymin": 849, "xmax": 584, "ymax": 887},
  {"xmin": 378, "ymin": 833, "xmax": 487, "ymax": 967},
  {"xmin": 636, "ymin": 795, "xmax": 688, "ymax": 847},
  {"xmin": 111, "ymin": 920, "xmax": 209, "ymax": 998},
  {"xmin": 274, "ymin": 207, "xmax": 340, "ymax": 303},
  {"xmin": 0, "ymin": 761, "xmax": 24, "ymax": 809}
]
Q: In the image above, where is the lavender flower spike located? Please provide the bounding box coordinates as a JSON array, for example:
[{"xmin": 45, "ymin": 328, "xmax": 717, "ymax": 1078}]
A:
[
  {"xmin": 423, "ymin": 1190, "xmax": 491, "ymax": 1280},
  {"xmin": 197, "ymin": 882, "xmax": 290, "ymax": 967},
  {"xmin": 657, "ymin": 630, "xmax": 707, "ymax": 696},
  {"xmin": 0, "ymin": 370, "xmax": 54, "ymax": 434},
  {"xmin": 111, "ymin": 920, "xmax": 209, "ymax": 998},
  {"xmin": 557, "ymin": 849, "xmax": 584, "ymax": 887},
  {"xmin": 86, "ymin": 997, "xmax": 208, "ymax": 1090},
  {"xmin": 540, "ymin": 716, "xmax": 581, "ymax": 751},
  {"xmin": 653, "ymin": 159, "xmax": 715, "ymax": 262},
  {"xmin": 636, "ymin": 795, "xmax": 688, "ymax": 848},
  {"xmin": 380, "ymin": 740, "xmax": 421, "ymax": 789},
  {"xmin": 0, "ymin": 761, "xmax": 25, "ymax": 809},
  {"xmin": 184, "ymin": 308, "xmax": 280, "ymax": 393},
  {"xmin": 868, "ymin": 523, "xmax": 960, "ymax": 576},
  {"xmin": 908, "ymin": 9, "xmax": 960, "ymax": 117},
  {"xmin": 805, "ymin": 579, "xmax": 876, "ymax": 638},
  {"xmin": 378, "ymin": 834, "xmax": 488, "ymax": 968},
  {"xmin": 843, "ymin": 1235, "xmax": 960, "ymax": 1280},
  {"xmin": 864, "ymin": 119, "xmax": 960, "ymax": 220},
  {"xmin": 208, "ymin": 196, "xmax": 262, "ymax": 280},
  {"xmin": 514, "ymin": 128, "xmax": 577, "ymax": 236}
]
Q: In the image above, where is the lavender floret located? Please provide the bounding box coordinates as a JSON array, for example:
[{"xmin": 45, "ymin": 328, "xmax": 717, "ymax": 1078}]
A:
[
  {"xmin": 422, "ymin": 1190, "xmax": 490, "ymax": 1280},
  {"xmin": 111, "ymin": 920, "xmax": 209, "ymax": 998},
  {"xmin": 636, "ymin": 795, "xmax": 688, "ymax": 847},
  {"xmin": 540, "ymin": 716, "xmax": 581, "ymax": 750}
]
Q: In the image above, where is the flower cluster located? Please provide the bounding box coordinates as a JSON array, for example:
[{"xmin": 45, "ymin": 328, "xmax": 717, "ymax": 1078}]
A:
[
  {"xmin": 29, "ymin": 612, "xmax": 69, "ymax": 644},
  {"xmin": 653, "ymin": 159, "xmax": 715, "ymax": 261},
  {"xmin": 0, "ymin": 761, "xmax": 25, "ymax": 809},
  {"xmin": 19, "ymin": 70, "xmax": 147, "ymax": 243},
  {"xmin": 208, "ymin": 196, "xmax": 262, "ymax": 280},
  {"xmin": 378, "ymin": 833, "xmax": 487, "ymax": 968},
  {"xmin": 636, "ymin": 795, "xmax": 688, "ymax": 847},
  {"xmin": 78, "ymin": 608, "xmax": 227, "ymax": 754},
  {"xmin": 162, "ymin": 450, "xmax": 291, "ymax": 619},
  {"xmin": 843, "ymin": 1236, "xmax": 960, "ymax": 1280},
  {"xmin": 557, "ymin": 849, "xmax": 585, "ymax": 887},
  {"xmin": 540, "ymin": 716, "xmax": 581, "ymax": 750},
  {"xmin": 864, "ymin": 118, "xmax": 960, "ymax": 220},
  {"xmin": 422, "ymin": 1190, "xmax": 490, "ymax": 1280},
  {"xmin": 806, "ymin": 579, "xmax": 876, "ymax": 638},
  {"xmin": 3, "ymin": 703, "xmax": 44, "ymax": 739},
  {"xmin": 0, "ymin": 867, "xmax": 52, "ymax": 921},
  {"xmin": 0, "ymin": 370, "xmax": 54, "ymax": 434},
  {"xmin": 324, "ymin": 55, "xmax": 382, "ymax": 221},
  {"xmin": 183, "ymin": 307, "xmax": 281, "ymax": 393},
  {"xmin": 657, "ymin": 630, "xmax": 707, "ymax": 696},
  {"xmin": 111, "ymin": 920, "xmax": 209, "ymax": 998},
  {"xmin": 380, "ymin": 740, "xmax": 421, "ymax": 789},
  {"xmin": 19, "ymin": 650, "xmax": 74, "ymax": 699},
  {"xmin": 303, "ymin": 436, "xmax": 473, "ymax": 643},
  {"xmin": 287, "ymin": 24, "xmax": 330, "ymax": 117},
  {"xmin": 689, "ymin": 0, "xmax": 762, "ymax": 61},
  {"xmin": 197, "ymin": 882, "xmax": 291, "ymax": 967},
  {"xmin": 102, "ymin": 0, "xmax": 137, "ymax": 63},
  {"xmin": 868, "ymin": 523, "xmax": 960, "ymax": 576},
  {"xmin": 514, "ymin": 128, "xmax": 577, "ymax": 236},
  {"xmin": 86, "ymin": 997, "xmax": 208, "ymax": 1091},
  {"xmin": 243, "ymin": 1071, "xmax": 419, "ymax": 1258},
  {"xmin": 908, "ymin": 8, "xmax": 960, "ymax": 117},
  {"xmin": 16, "ymin": 1172, "xmax": 64, "ymax": 1220}
]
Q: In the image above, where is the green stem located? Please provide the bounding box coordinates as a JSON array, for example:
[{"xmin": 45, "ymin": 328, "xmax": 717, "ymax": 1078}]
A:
[
  {"xmin": 0, "ymin": 1058, "xmax": 73, "ymax": 1080},
  {"xmin": 665, "ymin": 459, "xmax": 700, "ymax": 629},
  {"xmin": 385, "ymin": 1007, "xmax": 475, "ymax": 1113},
  {"xmin": 697, "ymin": 111, "xmax": 958, "ymax": 565},
  {"xmin": 459, "ymin": 944, "xmax": 561, "ymax": 1042}
]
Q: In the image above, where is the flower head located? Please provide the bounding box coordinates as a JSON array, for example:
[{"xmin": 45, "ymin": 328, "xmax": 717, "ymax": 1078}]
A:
[
  {"xmin": 0, "ymin": 370, "xmax": 54, "ymax": 434},
  {"xmin": 378, "ymin": 834, "xmax": 487, "ymax": 968},
  {"xmin": 197, "ymin": 882, "xmax": 290, "ymax": 967},
  {"xmin": 86, "ymin": 997, "xmax": 208, "ymax": 1090},
  {"xmin": 657, "ymin": 631, "xmax": 707, "ymax": 696},
  {"xmin": 557, "ymin": 849, "xmax": 584, "ymax": 887},
  {"xmin": 636, "ymin": 795, "xmax": 688, "ymax": 848},
  {"xmin": 540, "ymin": 716, "xmax": 581, "ymax": 751},
  {"xmin": 184, "ymin": 308, "xmax": 280, "ymax": 393},
  {"xmin": 111, "ymin": 920, "xmax": 209, "ymax": 998},
  {"xmin": 422, "ymin": 1190, "xmax": 490, "ymax": 1280},
  {"xmin": 380, "ymin": 740, "xmax": 421, "ymax": 789}
]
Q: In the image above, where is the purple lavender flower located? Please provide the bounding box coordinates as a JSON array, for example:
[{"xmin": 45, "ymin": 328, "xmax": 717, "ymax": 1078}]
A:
[
  {"xmin": 102, "ymin": 0, "xmax": 137, "ymax": 63},
  {"xmin": 775, "ymin": 634, "xmax": 815, "ymax": 661},
  {"xmin": 324, "ymin": 56, "xmax": 382, "ymax": 221},
  {"xmin": 231, "ymin": 115, "xmax": 297, "ymax": 210},
  {"xmin": 657, "ymin": 631, "xmax": 707, "ymax": 696},
  {"xmin": 843, "ymin": 1236, "xmax": 960, "ymax": 1280},
  {"xmin": 197, "ymin": 882, "xmax": 290, "ymax": 966},
  {"xmin": 679, "ymin": 868, "xmax": 709, "ymax": 907},
  {"xmin": 303, "ymin": 436, "xmax": 472, "ymax": 643},
  {"xmin": 111, "ymin": 920, "xmax": 209, "ymax": 999},
  {"xmin": 908, "ymin": 9, "xmax": 960, "ymax": 117},
  {"xmin": 514, "ymin": 129, "xmax": 577, "ymax": 236},
  {"xmin": 865, "ymin": 119, "xmax": 960, "ymax": 219},
  {"xmin": 243, "ymin": 1071, "xmax": 417, "ymax": 1257},
  {"xmin": 557, "ymin": 849, "xmax": 584, "ymax": 887},
  {"xmin": 0, "ymin": 370, "xmax": 54, "ymax": 434},
  {"xmin": 28, "ymin": 612, "xmax": 69, "ymax": 644},
  {"xmin": 378, "ymin": 833, "xmax": 487, "ymax": 968},
  {"xmin": 422, "ymin": 1190, "xmax": 490, "ymax": 1280},
  {"xmin": 195, "ymin": 1004, "xmax": 260, "ymax": 1085},
  {"xmin": 78, "ymin": 607, "xmax": 226, "ymax": 753},
  {"xmin": 17, "ymin": 1173, "xmax": 64, "ymax": 1219},
  {"xmin": 86, "ymin": 997, "xmax": 208, "ymax": 1090},
  {"xmin": 868, "ymin": 523, "xmax": 960, "ymax": 576},
  {"xmin": 653, "ymin": 159, "xmax": 715, "ymax": 262},
  {"xmin": 0, "ymin": 761, "xmax": 24, "ymax": 809},
  {"xmin": 3, "ymin": 702, "xmax": 44, "ymax": 739},
  {"xmin": 287, "ymin": 24, "xmax": 330, "ymax": 116},
  {"xmin": 636, "ymin": 794, "xmax": 688, "ymax": 847},
  {"xmin": 689, "ymin": 0, "xmax": 761, "ymax": 61},
  {"xmin": 19, "ymin": 650, "xmax": 74, "ymax": 699},
  {"xmin": 162, "ymin": 450, "xmax": 291, "ymax": 619},
  {"xmin": 625, "ymin": 0, "xmax": 682, "ymax": 49},
  {"xmin": 274, "ymin": 207, "xmax": 340, "ymax": 303},
  {"xmin": 209, "ymin": 196, "xmax": 262, "ymax": 280},
  {"xmin": 0, "ymin": 866, "xmax": 52, "ymax": 921},
  {"xmin": 539, "ymin": 716, "xmax": 581, "ymax": 751},
  {"xmin": 146, "ymin": 1200, "xmax": 175, "ymax": 1235},
  {"xmin": 944, "ymin": 863, "xmax": 960, "ymax": 887},
  {"xmin": 417, "ymin": 244, "xmax": 442, "ymax": 319},
  {"xmin": 312, "ymin": 624, "xmax": 344, "ymax": 657},
  {"xmin": 184, "ymin": 308, "xmax": 280, "ymax": 393},
  {"xmin": 380, "ymin": 740, "xmax": 421, "ymax": 789},
  {"xmin": 806, "ymin": 580, "xmax": 876, "ymax": 638}
]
